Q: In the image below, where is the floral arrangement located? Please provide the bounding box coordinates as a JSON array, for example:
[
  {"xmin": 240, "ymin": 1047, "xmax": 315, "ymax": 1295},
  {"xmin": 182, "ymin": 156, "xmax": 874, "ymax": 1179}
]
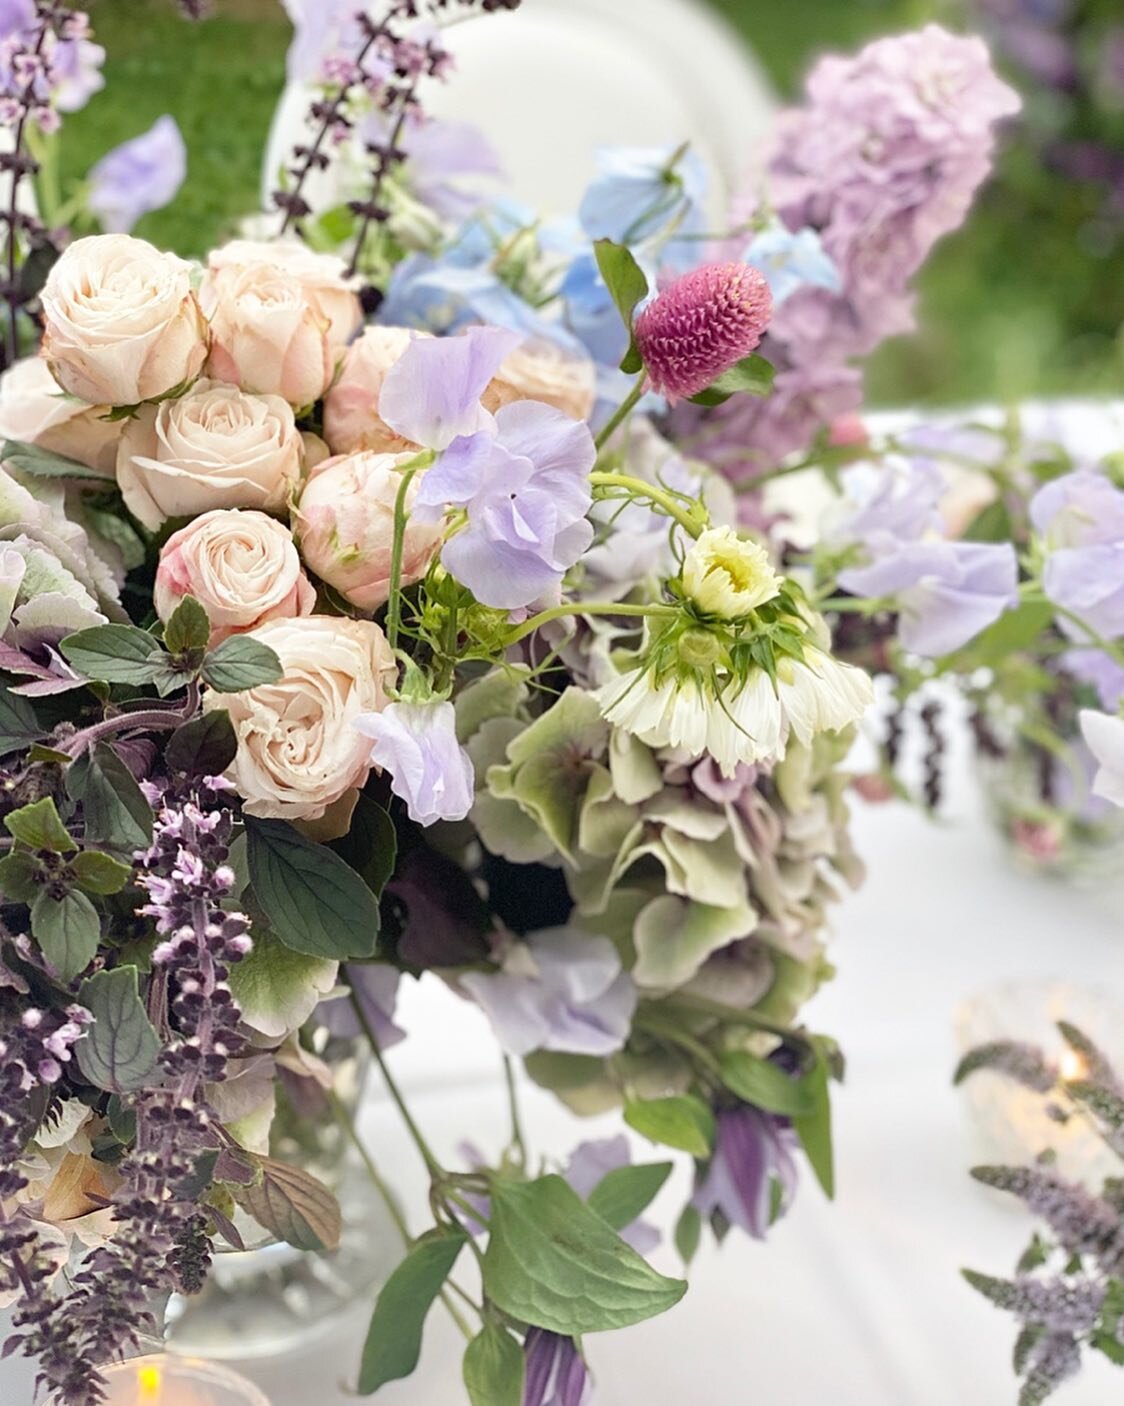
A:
[
  {"xmin": 956, "ymin": 1024, "xmax": 1124, "ymax": 1403},
  {"xmin": 0, "ymin": 3, "xmax": 1028, "ymax": 1404}
]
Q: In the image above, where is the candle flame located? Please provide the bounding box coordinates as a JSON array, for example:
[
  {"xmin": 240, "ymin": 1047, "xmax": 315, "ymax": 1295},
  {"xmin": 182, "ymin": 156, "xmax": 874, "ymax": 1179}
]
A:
[
  {"xmin": 1060, "ymin": 1049, "xmax": 1089, "ymax": 1084},
  {"xmin": 137, "ymin": 1364, "xmax": 162, "ymax": 1404}
]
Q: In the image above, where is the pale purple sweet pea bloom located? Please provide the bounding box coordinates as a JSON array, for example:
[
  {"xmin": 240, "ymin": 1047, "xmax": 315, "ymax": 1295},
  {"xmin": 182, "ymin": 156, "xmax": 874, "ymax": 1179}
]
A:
[
  {"xmin": 839, "ymin": 539, "xmax": 1018, "ymax": 656},
  {"xmin": 1044, "ymin": 544, "xmax": 1124, "ymax": 641},
  {"xmin": 318, "ymin": 963, "xmax": 406, "ymax": 1049},
  {"xmin": 1079, "ymin": 709, "xmax": 1124, "ymax": 808},
  {"xmin": 379, "ymin": 324, "xmax": 520, "ymax": 451},
  {"xmin": 88, "ymin": 115, "xmax": 187, "ymax": 233},
  {"xmin": 563, "ymin": 1136, "xmax": 660, "ymax": 1254},
  {"xmin": 1065, "ymin": 648, "xmax": 1124, "ymax": 710},
  {"xmin": 522, "ymin": 1330, "xmax": 590, "ymax": 1406},
  {"xmin": 828, "ymin": 460, "xmax": 944, "ymax": 551},
  {"xmin": 414, "ymin": 401, "xmax": 595, "ymax": 610},
  {"xmin": 1029, "ymin": 468, "xmax": 1124, "ymax": 548},
  {"xmin": 459, "ymin": 927, "xmax": 636, "ymax": 1058},
  {"xmin": 354, "ymin": 700, "xmax": 474, "ymax": 827},
  {"xmin": 743, "ymin": 223, "xmax": 841, "ymax": 305},
  {"xmin": 693, "ymin": 1106, "xmax": 798, "ymax": 1240},
  {"xmin": 364, "ymin": 113, "xmax": 503, "ymax": 223}
]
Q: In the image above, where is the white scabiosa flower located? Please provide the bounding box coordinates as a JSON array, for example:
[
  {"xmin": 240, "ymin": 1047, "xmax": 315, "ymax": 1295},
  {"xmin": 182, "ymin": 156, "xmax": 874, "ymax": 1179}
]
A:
[
  {"xmin": 681, "ymin": 526, "xmax": 782, "ymax": 620},
  {"xmin": 776, "ymin": 650, "xmax": 874, "ymax": 746}
]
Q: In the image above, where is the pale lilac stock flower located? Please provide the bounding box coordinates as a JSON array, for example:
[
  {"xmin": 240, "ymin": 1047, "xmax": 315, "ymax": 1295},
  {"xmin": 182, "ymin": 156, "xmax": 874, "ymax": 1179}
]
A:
[
  {"xmin": 413, "ymin": 400, "xmax": 596, "ymax": 610},
  {"xmin": 354, "ymin": 699, "xmax": 474, "ymax": 826},
  {"xmin": 88, "ymin": 115, "xmax": 186, "ymax": 233},
  {"xmin": 459, "ymin": 927, "xmax": 636, "ymax": 1058},
  {"xmin": 693, "ymin": 1105, "xmax": 798, "ymax": 1240},
  {"xmin": 839, "ymin": 540, "xmax": 1018, "ymax": 656},
  {"xmin": 1079, "ymin": 709, "xmax": 1124, "ymax": 808}
]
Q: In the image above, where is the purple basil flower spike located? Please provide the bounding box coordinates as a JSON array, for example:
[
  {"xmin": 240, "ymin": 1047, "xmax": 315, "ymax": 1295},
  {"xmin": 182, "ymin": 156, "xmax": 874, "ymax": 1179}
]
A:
[
  {"xmin": 563, "ymin": 1136, "xmax": 660, "ymax": 1254},
  {"xmin": 414, "ymin": 401, "xmax": 595, "ymax": 610},
  {"xmin": 354, "ymin": 699, "xmax": 475, "ymax": 827},
  {"xmin": 839, "ymin": 539, "xmax": 1018, "ymax": 656},
  {"xmin": 693, "ymin": 1106, "xmax": 799, "ymax": 1240},
  {"xmin": 378, "ymin": 324, "xmax": 521, "ymax": 450},
  {"xmin": 522, "ymin": 1329, "xmax": 590, "ymax": 1406},
  {"xmin": 459, "ymin": 926, "xmax": 636, "ymax": 1058},
  {"xmin": 88, "ymin": 115, "xmax": 187, "ymax": 233}
]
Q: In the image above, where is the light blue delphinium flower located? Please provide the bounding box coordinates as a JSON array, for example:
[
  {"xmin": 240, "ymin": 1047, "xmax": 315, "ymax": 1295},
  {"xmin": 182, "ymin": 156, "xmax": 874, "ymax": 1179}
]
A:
[{"xmin": 743, "ymin": 221, "xmax": 842, "ymax": 305}]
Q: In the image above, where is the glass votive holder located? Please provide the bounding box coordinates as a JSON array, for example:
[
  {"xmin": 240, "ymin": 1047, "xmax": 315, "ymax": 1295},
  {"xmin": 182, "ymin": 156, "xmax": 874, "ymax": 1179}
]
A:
[
  {"xmin": 954, "ymin": 979, "xmax": 1124, "ymax": 1187},
  {"xmin": 48, "ymin": 1355, "xmax": 270, "ymax": 1406}
]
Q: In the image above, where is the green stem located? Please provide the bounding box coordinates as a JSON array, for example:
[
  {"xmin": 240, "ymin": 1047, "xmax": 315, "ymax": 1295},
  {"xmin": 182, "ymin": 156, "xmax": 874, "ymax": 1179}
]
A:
[
  {"xmin": 385, "ymin": 452, "xmax": 435, "ymax": 653},
  {"xmin": 346, "ymin": 976, "xmax": 443, "ymax": 1178},
  {"xmin": 594, "ymin": 379, "xmax": 648, "ymax": 452},
  {"xmin": 503, "ymin": 1056, "xmax": 526, "ymax": 1169},
  {"xmin": 590, "ymin": 469, "xmax": 706, "ymax": 539},
  {"xmin": 500, "ymin": 600, "xmax": 677, "ymax": 649}
]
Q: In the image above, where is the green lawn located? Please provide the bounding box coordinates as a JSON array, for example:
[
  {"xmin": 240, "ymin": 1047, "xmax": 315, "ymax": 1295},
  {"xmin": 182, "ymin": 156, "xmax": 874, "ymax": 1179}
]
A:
[{"xmin": 60, "ymin": 0, "xmax": 1124, "ymax": 408}]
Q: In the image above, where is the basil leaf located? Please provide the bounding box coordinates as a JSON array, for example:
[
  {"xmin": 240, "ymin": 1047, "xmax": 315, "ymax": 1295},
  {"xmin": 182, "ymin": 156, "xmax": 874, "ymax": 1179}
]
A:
[
  {"xmin": 234, "ymin": 1156, "xmax": 341, "ymax": 1253},
  {"xmin": 31, "ymin": 889, "xmax": 100, "ymax": 982},
  {"xmin": 76, "ymin": 966, "xmax": 161, "ymax": 1092},
  {"xmin": 60, "ymin": 624, "xmax": 168, "ymax": 685},
  {"xmin": 0, "ymin": 689, "xmax": 44, "ymax": 757},
  {"xmin": 4, "ymin": 796, "xmax": 76, "ymax": 853},
  {"xmin": 164, "ymin": 594, "xmax": 210, "ymax": 655},
  {"xmin": 166, "ymin": 709, "xmax": 238, "ymax": 777},
  {"xmin": 68, "ymin": 743, "xmax": 153, "ymax": 852},
  {"xmin": 201, "ymin": 636, "xmax": 283, "ymax": 693},
  {"xmin": 245, "ymin": 816, "xmax": 380, "ymax": 959},
  {"xmin": 331, "ymin": 792, "xmax": 396, "ymax": 898},
  {"xmin": 71, "ymin": 850, "xmax": 133, "ymax": 896}
]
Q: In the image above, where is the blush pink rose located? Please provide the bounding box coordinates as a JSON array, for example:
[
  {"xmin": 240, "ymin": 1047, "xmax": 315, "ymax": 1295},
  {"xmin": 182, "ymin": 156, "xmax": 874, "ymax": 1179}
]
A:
[
  {"xmin": 0, "ymin": 357, "xmax": 121, "ymax": 476},
  {"xmin": 155, "ymin": 509, "xmax": 316, "ymax": 643},
  {"xmin": 482, "ymin": 338, "xmax": 597, "ymax": 423},
  {"xmin": 294, "ymin": 450, "xmax": 443, "ymax": 611},
  {"xmin": 116, "ymin": 379, "xmax": 303, "ymax": 530},
  {"xmin": 207, "ymin": 239, "xmax": 361, "ymax": 351},
  {"xmin": 40, "ymin": 234, "xmax": 209, "ymax": 407},
  {"xmin": 201, "ymin": 262, "xmax": 334, "ymax": 408},
  {"xmin": 322, "ymin": 326, "xmax": 429, "ymax": 456},
  {"xmin": 205, "ymin": 615, "xmax": 396, "ymax": 823}
]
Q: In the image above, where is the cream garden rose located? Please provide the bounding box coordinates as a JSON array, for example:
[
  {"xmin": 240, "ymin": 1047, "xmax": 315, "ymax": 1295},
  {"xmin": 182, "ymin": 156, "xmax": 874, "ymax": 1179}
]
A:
[
  {"xmin": 207, "ymin": 239, "xmax": 362, "ymax": 351},
  {"xmin": 0, "ymin": 357, "xmax": 121, "ymax": 476},
  {"xmin": 115, "ymin": 379, "xmax": 303, "ymax": 530},
  {"xmin": 482, "ymin": 338, "xmax": 597, "ymax": 422},
  {"xmin": 40, "ymin": 234, "xmax": 209, "ymax": 407},
  {"xmin": 155, "ymin": 509, "xmax": 315, "ymax": 643},
  {"xmin": 201, "ymin": 241, "xmax": 360, "ymax": 407},
  {"xmin": 322, "ymin": 326, "xmax": 428, "ymax": 456},
  {"xmin": 206, "ymin": 616, "xmax": 395, "ymax": 822},
  {"xmin": 294, "ymin": 450, "xmax": 443, "ymax": 611}
]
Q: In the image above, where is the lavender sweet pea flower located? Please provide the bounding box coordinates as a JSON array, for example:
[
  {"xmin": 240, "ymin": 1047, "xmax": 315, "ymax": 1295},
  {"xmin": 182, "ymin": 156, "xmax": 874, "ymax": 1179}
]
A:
[
  {"xmin": 563, "ymin": 1137, "xmax": 660, "ymax": 1254},
  {"xmin": 354, "ymin": 699, "xmax": 474, "ymax": 827},
  {"xmin": 839, "ymin": 539, "xmax": 1018, "ymax": 656},
  {"xmin": 379, "ymin": 324, "xmax": 520, "ymax": 450},
  {"xmin": 743, "ymin": 223, "xmax": 841, "ymax": 306},
  {"xmin": 1064, "ymin": 648, "xmax": 1124, "ymax": 710},
  {"xmin": 387, "ymin": 116, "xmax": 503, "ymax": 223},
  {"xmin": 1030, "ymin": 468, "xmax": 1124, "ymax": 548},
  {"xmin": 1079, "ymin": 709, "xmax": 1124, "ymax": 808},
  {"xmin": 523, "ymin": 1330, "xmax": 590, "ymax": 1406},
  {"xmin": 459, "ymin": 927, "xmax": 636, "ymax": 1058},
  {"xmin": 88, "ymin": 116, "xmax": 187, "ymax": 234},
  {"xmin": 1043, "ymin": 543, "xmax": 1124, "ymax": 641},
  {"xmin": 413, "ymin": 401, "xmax": 595, "ymax": 610},
  {"xmin": 828, "ymin": 460, "xmax": 944, "ymax": 551},
  {"xmin": 693, "ymin": 1105, "xmax": 798, "ymax": 1240}
]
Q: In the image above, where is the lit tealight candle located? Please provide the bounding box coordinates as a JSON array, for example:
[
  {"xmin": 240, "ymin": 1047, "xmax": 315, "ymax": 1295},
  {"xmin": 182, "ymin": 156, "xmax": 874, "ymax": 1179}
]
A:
[
  {"xmin": 1059, "ymin": 1047, "xmax": 1090, "ymax": 1084},
  {"xmin": 49, "ymin": 1355, "xmax": 270, "ymax": 1406}
]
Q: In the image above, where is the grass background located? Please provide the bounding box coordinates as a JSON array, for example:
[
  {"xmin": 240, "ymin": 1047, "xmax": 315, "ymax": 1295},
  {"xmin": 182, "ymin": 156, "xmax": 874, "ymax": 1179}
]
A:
[{"xmin": 60, "ymin": 0, "xmax": 1124, "ymax": 408}]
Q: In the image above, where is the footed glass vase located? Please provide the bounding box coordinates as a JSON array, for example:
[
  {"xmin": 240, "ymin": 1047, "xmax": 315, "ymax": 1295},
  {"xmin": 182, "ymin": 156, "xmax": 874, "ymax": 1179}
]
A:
[{"xmin": 165, "ymin": 1037, "xmax": 399, "ymax": 1362}]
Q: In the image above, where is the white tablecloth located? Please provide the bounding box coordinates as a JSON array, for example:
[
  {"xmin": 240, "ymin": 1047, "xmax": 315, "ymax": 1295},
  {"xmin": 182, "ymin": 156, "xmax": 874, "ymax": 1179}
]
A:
[{"xmin": 9, "ymin": 695, "xmax": 1116, "ymax": 1406}]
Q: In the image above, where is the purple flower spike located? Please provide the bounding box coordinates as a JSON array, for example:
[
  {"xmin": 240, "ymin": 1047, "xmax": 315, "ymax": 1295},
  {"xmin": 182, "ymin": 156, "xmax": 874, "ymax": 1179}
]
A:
[
  {"xmin": 693, "ymin": 1105, "xmax": 798, "ymax": 1240},
  {"xmin": 378, "ymin": 324, "xmax": 521, "ymax": 450},
  {"xmin": 415, "ymin": 401, "xmax": 595, "ymax": 610},
  {"xmin": 634, "ymin": 262, "xmax": 773, "ymax": 402},
  {"xmin": 354, "ymin": 699, "xmax": 475, "ymax": 827},
  {"xmin": 459, "ymin": 926, "xmax": 635, "ymax": 1058},
  {"xmin": 88, "ymin": 115, "xmax": 186, "ymax": 233},
  {"xmin": 839, "ymin": 539, "xmax": 1018, "ymax": 656},
  {"xmin": 523, "ymin": 1329, "xmax": 590, "ymax": 1406}
]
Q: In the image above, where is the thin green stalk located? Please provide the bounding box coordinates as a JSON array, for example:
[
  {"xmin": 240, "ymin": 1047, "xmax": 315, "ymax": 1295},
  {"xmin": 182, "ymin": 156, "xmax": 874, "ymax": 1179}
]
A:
[
  {"xmin": 591, "ymin": 469, "xmax": 705, "ymax": 539},
  {"xmin": 594, "ymin": 379, "xmax": 648, "ymax": 452},
  {"xmin": 346, "ymin": 976, "xmax": 443, "ymax": 1178},
  {"xmin": 503, "ymin": 1056, "xmax": 526, "ymax": 1168},
  {"xmin": 500, "ymin": 599, "xmax": 677, "ymax": 649},
  {"xmin": 385, "ymin": 452, "xmax": 435, "ymax": 653}
]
